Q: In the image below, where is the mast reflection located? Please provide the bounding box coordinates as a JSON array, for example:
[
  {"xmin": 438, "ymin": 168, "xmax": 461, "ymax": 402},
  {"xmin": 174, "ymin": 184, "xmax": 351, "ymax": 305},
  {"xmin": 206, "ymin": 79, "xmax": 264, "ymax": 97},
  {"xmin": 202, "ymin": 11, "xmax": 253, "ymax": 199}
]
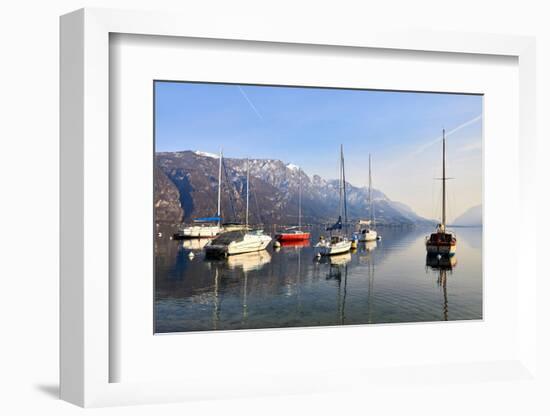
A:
[
  {"xmin": 426, "ymin": 255, "xmax": 457, "ymax": 321},
  {"xmin": 322, "ymin": 253, "xmax": 351, "ymax": 324},
  {"xmin": 212, "ymin": 267, "xmax": 221, "ymax": 330}
]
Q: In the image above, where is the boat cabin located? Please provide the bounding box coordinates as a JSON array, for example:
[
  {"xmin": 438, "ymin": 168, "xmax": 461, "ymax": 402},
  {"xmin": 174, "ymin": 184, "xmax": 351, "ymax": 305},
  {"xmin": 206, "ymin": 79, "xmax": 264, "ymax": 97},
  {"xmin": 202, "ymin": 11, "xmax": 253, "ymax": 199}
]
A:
[
  {"xmin": 427, "ymin": 231, "xmax": 456, "ymax": 245},
  {"xmin": 330, "ymin": 235, "xmax": 346, "ymax": 244},
  {"xmin": 211, "ymin": 230, "xmax": 246, "ymax": 246}
]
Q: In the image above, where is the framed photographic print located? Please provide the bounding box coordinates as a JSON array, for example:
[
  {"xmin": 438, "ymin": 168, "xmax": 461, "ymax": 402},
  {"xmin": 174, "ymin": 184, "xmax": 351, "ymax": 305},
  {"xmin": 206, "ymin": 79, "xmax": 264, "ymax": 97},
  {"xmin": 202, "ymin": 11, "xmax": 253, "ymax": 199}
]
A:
[
  {"xmin": 60, "ymin": 8, "xmax": 538, "ymax": 408},
  {"xmin": 153, "ymin": 81, "xmax": 483, "ymax": 333}
]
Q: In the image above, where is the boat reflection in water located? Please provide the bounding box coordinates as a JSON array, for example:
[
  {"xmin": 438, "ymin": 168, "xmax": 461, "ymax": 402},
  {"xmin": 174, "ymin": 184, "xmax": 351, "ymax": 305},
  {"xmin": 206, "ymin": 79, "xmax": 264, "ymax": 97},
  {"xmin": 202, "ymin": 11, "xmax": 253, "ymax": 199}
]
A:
[
  {"xmin": 182, "ymin": 238, "xmax": 211, "ymax": 251},
  {"xmin": 155, "ymin": 225, "xmax": 481, "ymax": 332},
  {"xmin": 226, "ymin": 250, "xmax": 272, "ymax": 272},
  {"xmin": 322, "ymin": 253, "xmax": 352, "ymax": 324},
  {"xmin": 426, "ymin": 254, "xmax": 458, "ymax": 321},
  {"xmin": 364, "ymin": 240, "xmax": 377, "ymax": 252},
  {"xmin": 328, "ymin": 252, "xmax": 352, "ymax": 267},
  {"xmin": 316, "ymin": 251, "xmax": 351, "ymax": 267},
  {"xmin": 278, "ymin": 239, "xmax": 310, "ymax": 249}
]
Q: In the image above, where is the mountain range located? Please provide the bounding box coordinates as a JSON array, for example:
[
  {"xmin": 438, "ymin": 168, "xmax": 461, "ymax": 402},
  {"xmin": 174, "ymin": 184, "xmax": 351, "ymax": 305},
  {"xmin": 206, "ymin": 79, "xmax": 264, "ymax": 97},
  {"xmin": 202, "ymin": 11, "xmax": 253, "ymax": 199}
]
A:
[
  {"xmin": 155, "ymin": 151, "xmax": 433, "ymax": 226},
  {"xmin": 451, "ymin": 204, "xmax": 482, "ymax": 227}
]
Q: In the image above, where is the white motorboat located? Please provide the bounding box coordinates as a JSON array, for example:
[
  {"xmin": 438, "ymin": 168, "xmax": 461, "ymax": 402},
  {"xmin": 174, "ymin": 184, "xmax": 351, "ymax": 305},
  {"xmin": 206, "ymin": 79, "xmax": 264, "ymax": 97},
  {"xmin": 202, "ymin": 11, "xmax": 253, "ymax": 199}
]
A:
[
  {"xmin": 314, "ymin": 145, "xmax": 352, "ymax": 257},
  {"xmin": 204, "ymin": 158, "xmax": 272, "ymax": 256},
  {"xmin": 205, "ymin": 229, "xmax": 272, "ymax": 256}
]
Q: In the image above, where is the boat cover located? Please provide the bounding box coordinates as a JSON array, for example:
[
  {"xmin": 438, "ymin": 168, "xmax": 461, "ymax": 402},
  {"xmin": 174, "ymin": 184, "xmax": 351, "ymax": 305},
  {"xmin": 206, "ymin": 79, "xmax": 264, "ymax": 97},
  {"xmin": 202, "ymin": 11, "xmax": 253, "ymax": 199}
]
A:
[{"xmin": 326, "ymin": 216, "xmax": 343, "ymax": 231}]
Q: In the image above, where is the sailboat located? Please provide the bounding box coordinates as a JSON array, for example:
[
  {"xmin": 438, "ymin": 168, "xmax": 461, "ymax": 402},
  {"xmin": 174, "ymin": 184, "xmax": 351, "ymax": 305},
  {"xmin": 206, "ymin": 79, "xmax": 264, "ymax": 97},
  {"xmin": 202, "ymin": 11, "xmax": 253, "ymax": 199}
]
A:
[
  {"xmin": 275, "ymin": 168, "xmax": 311, "ymax": 242},
  {"xmin": 175, "ymin": 148, "xmax": 224, "ymax": 239},
  {"xmin": 426, "ymin": 129, "xmax": 457, "ymax": 256},
  {"xmin": 314, "ymin": 145, "xmax": 352, "ymax": 256},
  {"xmin": 358, "ymin": 154, "xmax": 379, "ymax": 242},
  {"xmin": 205, "ymin": 158, "xmax": 272, "ymax": 256}
]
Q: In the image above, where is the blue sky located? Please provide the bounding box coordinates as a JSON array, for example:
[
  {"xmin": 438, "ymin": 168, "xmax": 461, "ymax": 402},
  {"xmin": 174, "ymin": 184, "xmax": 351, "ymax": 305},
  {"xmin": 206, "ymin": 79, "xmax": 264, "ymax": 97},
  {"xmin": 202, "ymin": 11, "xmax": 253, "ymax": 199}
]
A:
[{"xmin": 155, "ymin": 81, "xmax": 482, "ymax": 221}]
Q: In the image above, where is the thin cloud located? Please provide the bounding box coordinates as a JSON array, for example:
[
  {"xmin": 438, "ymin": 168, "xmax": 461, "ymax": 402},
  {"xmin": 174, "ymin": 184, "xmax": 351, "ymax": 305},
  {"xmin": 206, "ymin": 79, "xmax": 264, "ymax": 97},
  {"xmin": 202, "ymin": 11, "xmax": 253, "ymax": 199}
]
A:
[
  {"xmin": 385, "ymin": 113, "xmax": 482, "ymax": 171},
  {"xmin": 411, "ymin": 114, "xmax": 482, "ymax": 156},
  {"xmin": 459, "ymin": 141, "xmax": 482, "ymax": 153},
  {"xmin": 237, "ymin": 86, "xmax": 263, "ymax": 120}
]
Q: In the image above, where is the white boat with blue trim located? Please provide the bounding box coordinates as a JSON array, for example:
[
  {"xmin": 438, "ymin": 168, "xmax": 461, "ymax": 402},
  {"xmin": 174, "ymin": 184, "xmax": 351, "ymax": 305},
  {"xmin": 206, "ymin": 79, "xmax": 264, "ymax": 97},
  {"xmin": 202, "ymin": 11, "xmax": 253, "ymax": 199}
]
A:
[
  {"xmin": 175, "ymin": 148, "xmax": 224, "ymax": 239},
  {"xmin": 315, "ymin": 145, "xmax": 352, "ymax": 257}
]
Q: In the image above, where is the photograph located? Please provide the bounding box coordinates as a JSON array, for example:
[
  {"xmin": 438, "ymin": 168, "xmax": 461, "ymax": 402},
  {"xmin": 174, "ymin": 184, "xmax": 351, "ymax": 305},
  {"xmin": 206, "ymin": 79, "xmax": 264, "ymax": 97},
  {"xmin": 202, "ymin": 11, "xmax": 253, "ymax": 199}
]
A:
[{"xmin": 154, "ymin": 81, "xmax": 483, "ymax": 333}]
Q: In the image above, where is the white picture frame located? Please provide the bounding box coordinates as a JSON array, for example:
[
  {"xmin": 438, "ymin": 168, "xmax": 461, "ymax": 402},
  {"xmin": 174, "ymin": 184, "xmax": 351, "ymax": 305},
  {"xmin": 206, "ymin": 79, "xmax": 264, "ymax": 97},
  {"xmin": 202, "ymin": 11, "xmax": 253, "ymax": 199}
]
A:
[{"xmin": 60, "ymin": 8, "xmax": 537, "ymax": 407}]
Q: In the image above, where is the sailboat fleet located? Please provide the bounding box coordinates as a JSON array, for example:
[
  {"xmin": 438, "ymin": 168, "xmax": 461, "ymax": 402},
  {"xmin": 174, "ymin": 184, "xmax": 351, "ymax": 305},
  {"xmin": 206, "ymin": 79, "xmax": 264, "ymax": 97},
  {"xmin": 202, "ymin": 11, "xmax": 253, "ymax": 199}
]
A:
[{"xmin": 172, "ymin": 131, "xmax": 458, "ymax": 261}]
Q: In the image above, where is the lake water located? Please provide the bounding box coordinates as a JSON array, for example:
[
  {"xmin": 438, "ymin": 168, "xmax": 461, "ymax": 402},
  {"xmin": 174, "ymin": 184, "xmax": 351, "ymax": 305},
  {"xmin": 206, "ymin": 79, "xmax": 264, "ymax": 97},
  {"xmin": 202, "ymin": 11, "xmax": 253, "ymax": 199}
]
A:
[{"xmin": 155, "ymin": 226, "xmax": 482, "ymax": 332}]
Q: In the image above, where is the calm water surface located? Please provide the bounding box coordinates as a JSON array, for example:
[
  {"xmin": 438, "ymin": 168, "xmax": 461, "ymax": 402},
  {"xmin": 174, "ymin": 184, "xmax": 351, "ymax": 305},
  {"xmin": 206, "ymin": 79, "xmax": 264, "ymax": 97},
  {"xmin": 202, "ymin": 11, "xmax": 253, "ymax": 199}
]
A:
[{"xmin": 155, "ymin": 226, "xmax": 482, "ymax": 332}]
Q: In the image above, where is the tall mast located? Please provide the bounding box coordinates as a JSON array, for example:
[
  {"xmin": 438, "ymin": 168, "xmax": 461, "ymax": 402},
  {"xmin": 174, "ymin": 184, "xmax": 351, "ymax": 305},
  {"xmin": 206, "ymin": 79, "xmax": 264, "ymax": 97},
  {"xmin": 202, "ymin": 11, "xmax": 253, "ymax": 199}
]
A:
[
  {"xmin": 298, "ymin": 169, "xmax": 302, "ymax": 229},
  {"xmin": 442, "ymin": 129, "xmax": 446, "ymax": 230},
  {"xmin": 245, "ymin": 158, "xmax": 249, "ymax": 227},
  {"xmin": 369, "ymin": 153, "xmax": 374, "ymax": 228},
  {"xmin": 341, "ymin": 144, "xmax": 348, "ymax": 224},
  {"xmin": 338, "ymin": 145, "xmax": 343, "ymax": 220},
  {"xmin": 217, "ymin": 148, "xmax": 223, "ymax": 224}
]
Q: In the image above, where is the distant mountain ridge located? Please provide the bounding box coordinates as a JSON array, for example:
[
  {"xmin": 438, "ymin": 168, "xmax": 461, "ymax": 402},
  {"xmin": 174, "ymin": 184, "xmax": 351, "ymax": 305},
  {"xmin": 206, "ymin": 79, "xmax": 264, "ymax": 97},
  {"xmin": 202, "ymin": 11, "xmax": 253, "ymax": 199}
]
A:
[
  {"xmin": 155, "ymin": 150, "xmax": 432, "ymax": 226},
  {"xmin": 452, "ymin": 204, "xmax": 482, "ymax": 227}
]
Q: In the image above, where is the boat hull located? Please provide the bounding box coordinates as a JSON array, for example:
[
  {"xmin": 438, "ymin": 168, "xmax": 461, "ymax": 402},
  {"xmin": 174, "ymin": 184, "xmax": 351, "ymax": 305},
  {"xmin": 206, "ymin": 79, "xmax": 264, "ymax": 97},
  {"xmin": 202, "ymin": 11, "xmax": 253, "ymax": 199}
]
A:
[
  {"xmin": 358, "ymin": 230, "xmax": 378, "ymax": 242},
  {"xmin": 175, "ymin": 225, "xmax": 222, "ymax": 239},
  {"xmin": 275, "ymin": 232, "xmax": 311, "ymax": 242},
  {"xmin": 426, "ymin": 243, "xmax": 457, "ymax": 256},
  {"xmin": 315, "ymin": 240, "xmax": 352, "ymax": 256},
  {"xmin": 426, "ymin": 230, "xmax": 457, "ymax": 257},
  {"xmin": 205, "ymin": 234, "xmax": 272, "ymax": 256}
]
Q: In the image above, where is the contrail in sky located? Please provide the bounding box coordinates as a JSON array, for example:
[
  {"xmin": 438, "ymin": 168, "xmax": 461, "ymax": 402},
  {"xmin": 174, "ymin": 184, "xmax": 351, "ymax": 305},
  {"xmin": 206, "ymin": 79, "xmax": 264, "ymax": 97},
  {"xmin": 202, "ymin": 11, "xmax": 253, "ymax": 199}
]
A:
[
  {"xmin": 238, "ymin": 86, "xmax": 263, "ymax": 120},
  {"xmin": 411, "ymin": 114, "xmax": 482, "ymax": 156}
]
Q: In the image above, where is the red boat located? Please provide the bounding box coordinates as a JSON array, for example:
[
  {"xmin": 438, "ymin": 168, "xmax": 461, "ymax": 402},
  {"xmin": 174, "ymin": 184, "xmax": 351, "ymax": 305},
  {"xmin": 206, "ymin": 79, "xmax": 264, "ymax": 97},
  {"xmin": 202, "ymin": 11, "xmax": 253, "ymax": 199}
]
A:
[
  {"xmin": 275, "ymin": 168, "xmax": 311, "ymax": 243},
  {"xmin": 275, "ymin": 229, "xmax": 311, "ymax": 242},
  {"xmin": 278, "ymin": 238, "xmax": 310, "ymax": 248}
]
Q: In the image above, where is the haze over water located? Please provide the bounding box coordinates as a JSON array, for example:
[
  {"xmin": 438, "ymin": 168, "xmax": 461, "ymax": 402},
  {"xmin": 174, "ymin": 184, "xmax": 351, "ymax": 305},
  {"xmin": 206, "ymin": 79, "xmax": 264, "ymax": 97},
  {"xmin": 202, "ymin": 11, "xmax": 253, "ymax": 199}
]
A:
[{"xmin": 155, "ymin": 226, "xmax": 482, "ymax": 332}]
